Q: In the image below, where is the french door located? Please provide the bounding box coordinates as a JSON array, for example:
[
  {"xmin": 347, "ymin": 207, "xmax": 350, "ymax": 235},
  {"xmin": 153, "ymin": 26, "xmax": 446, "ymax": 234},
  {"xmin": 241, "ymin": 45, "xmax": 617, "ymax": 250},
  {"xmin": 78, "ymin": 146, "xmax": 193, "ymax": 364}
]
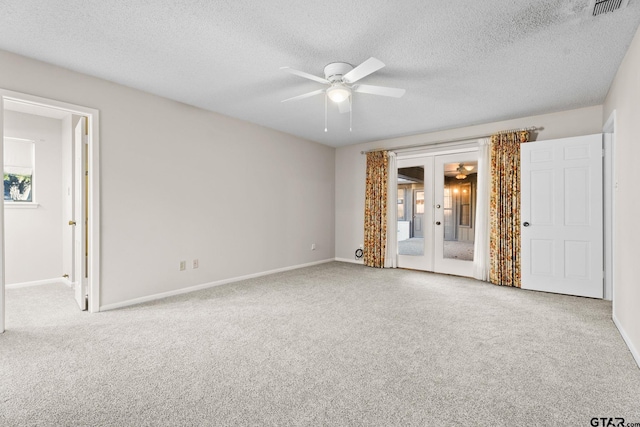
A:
[
  {"xmin": 434, "ymin": 153, "xmax": 478, "ymax": 277},
  {"xmin": 397, "ymin": 150, "xmax": 478, "ymax": 277}
]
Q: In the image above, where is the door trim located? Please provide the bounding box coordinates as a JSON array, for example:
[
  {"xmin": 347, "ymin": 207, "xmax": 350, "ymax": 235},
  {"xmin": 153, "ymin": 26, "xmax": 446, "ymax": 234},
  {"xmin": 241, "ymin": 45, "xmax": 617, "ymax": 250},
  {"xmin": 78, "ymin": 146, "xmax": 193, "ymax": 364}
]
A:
[
  {"xmin": 603, "ymin": 111, "xmax": 616, "ymax": 303},
  {"xmin": 0, "ymin": 89, "xmax": 101, "ymax": 332}
]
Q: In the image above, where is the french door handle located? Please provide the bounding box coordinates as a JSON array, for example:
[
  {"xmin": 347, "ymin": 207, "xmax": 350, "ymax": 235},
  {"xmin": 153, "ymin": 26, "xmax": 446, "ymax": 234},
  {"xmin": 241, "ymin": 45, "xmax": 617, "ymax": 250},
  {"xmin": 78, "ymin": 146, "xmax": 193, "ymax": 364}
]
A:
[
  {"xmin": 436, "ymin": 204, "xmax": 441, "ymax": 209},
  {"xmin": 69, "ymin": 220, "xmax": 76, "ymax": 226},
  {"xmin": 435, "ymin": 221, "xmax": 441, "ymax": 225},
  {"xmin": 523, "ymin": 222, "xmax": 530, "ymax": 227}
]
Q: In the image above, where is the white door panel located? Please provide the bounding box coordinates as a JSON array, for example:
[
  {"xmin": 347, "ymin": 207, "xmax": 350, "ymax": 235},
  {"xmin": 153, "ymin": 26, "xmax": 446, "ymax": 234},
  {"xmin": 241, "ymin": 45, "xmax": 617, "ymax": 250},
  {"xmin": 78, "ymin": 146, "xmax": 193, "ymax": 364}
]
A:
[
  {"xmin": 530, "ymin": 239, "xmax": 554, "ymax": 275},
  {"xmin": 521, "ymin": 134, "xmax": 603, "ymax": 298},
  {"xmin": 530, "ymin": 169, "xmax": 554, "ymax": 225}
]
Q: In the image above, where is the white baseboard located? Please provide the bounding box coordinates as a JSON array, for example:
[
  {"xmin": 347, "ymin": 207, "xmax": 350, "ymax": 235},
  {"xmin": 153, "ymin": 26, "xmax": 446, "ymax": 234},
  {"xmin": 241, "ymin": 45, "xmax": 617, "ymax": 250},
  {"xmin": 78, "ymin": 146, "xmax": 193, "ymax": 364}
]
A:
[
  {"xmin": 613, "ymin": 313, "xmax": 640, "ymax": 369},
  {"xmin": 6, "ymin": 277, "xmax": 68, "ymax": 289},
  {"xmin": 334, "ymin": 257, "xmax": 364, "ymax": 265},
  {"xmin": 99, "ymin": 258, "xmax": 335, "ymax": 312}
]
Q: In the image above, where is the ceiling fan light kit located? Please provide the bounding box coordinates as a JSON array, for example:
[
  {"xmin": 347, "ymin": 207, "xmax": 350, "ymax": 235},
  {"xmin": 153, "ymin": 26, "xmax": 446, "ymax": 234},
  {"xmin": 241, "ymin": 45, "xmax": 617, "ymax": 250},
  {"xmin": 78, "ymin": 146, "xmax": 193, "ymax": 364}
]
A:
[
  {"xmin": 327, "ymin": 85, "xmax": 351, "ymax": 103},
  {"xmin": 281, "ymin": 57, "xmax": 406, "ymax": 131}
]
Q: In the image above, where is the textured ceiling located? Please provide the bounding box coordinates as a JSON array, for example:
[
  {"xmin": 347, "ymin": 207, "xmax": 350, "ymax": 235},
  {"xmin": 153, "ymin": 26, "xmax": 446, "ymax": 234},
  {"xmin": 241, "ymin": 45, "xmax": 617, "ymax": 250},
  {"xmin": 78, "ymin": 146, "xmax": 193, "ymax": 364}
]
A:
[{"xmin": 0, "ymin": 0, "xmax": 639, "ymax": 147}]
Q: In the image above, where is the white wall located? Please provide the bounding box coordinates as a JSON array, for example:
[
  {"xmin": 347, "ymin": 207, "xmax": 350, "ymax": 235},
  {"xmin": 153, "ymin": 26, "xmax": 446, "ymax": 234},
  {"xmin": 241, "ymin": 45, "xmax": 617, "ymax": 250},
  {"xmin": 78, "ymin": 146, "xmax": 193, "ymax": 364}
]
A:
[
  {"xmin": 603, "ymin": 25, "xmax": 640, "ymax": 365},
  {"xmin": 335, "ymin": 105, "xmax": 603, "ymax": 261},
  {"xmin": 0, "ymin": 49, "xmax": 336, "ymax": 307},
  {"xmin": 3, "ymin": 110, "xmax": 63, "ymax": 284}
]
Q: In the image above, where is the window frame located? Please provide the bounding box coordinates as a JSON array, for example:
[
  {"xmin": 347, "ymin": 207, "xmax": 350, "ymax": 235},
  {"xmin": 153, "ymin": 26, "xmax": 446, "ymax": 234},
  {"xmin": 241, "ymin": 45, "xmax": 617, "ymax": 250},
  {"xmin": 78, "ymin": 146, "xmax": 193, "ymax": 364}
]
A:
[{"xmin": 3, "ymin": 137, "xmax": 37, "ymax": 208}]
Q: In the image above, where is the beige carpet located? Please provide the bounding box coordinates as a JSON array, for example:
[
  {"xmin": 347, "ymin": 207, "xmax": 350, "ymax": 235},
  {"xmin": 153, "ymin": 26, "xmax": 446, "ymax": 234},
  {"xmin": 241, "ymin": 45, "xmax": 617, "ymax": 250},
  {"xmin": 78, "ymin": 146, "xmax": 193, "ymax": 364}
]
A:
[
  {"xmin": 1, "ymin": 262, "xmax": 639, "ymax": 426},
  {"xmin": 398, "ymin": 238, "xmax": 474, "ymax": 260}
]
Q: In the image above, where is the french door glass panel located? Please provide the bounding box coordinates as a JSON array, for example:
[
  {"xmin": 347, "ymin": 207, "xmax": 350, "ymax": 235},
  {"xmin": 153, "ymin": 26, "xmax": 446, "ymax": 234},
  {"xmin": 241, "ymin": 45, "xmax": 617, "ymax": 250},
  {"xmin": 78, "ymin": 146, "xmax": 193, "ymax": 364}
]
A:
[
  {"xmin": 397, "ymin": 165, "xmax": 425, "ymax": 256},
  {"xmin": 397, "ymin": 158, "xmax": 433, "ymax": 271},
  {"xmin": 440, "ymin": 161, "xmax": 476, "ymax": 262}
]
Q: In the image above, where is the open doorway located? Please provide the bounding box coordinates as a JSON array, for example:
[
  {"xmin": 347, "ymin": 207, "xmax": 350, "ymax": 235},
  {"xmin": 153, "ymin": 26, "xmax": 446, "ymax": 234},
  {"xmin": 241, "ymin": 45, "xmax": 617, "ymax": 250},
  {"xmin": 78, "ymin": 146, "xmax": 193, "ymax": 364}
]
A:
[{"xmin": 0, "ymin": 89, "xmax": 100, "ymax": 332}]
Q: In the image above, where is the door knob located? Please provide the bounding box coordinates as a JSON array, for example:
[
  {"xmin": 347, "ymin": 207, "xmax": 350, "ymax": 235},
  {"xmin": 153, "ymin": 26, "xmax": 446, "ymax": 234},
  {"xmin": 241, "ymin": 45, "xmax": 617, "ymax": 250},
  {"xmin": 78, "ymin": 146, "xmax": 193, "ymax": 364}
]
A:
[
  {"xmin": 69, "ymin": 220, "xmax": 76, "ymax": 226},
  {"xmin": 523, "ymin": 222, "xmax": 530, "ymax": 227},
  {"xmin": 436, "ymin": 204, "xmax": 441, "ymax": 209},
  {"xmin": 435, "ymin": 221, "xmax": 441, "ymax": 225}
]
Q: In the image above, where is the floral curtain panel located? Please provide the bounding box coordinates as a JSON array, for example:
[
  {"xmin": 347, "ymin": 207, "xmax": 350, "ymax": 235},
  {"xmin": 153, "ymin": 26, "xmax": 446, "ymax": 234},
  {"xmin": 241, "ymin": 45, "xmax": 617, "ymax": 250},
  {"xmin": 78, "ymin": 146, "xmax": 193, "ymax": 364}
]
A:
[
  {"xmin": 364, "ymin": 151, "xmax": 388, "ymax": 268},
  {"xmin": 489, "ymin": 131, "xmax": 529, "ymax": 287}
]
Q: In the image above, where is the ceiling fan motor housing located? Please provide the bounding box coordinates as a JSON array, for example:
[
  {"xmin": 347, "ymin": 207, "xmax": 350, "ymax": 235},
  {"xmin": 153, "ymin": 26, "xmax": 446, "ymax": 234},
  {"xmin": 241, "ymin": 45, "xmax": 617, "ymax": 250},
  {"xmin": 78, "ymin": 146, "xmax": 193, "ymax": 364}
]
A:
[{"xmin": 324, "ymin": 62, "xmax": 353, "ymax": 83}]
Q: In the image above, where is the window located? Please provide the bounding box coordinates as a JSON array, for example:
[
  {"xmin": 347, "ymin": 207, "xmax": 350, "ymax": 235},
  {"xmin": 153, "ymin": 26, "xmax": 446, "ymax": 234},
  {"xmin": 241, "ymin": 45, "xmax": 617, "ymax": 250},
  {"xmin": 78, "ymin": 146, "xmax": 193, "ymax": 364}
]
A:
[
  {"xmin": 415, "ymin": 190, "xmax": 425, "ymax": 214},
  {"xmin": 397, "ymin": 189, "xmax": 405, "ymax": 220},
  {"xmin": 4, "ymin": 138, "xmax": 35, "ymax": 203},
  {"xmin": 459, "ymin": 182, "xmax": 471, "ymax": 227}
]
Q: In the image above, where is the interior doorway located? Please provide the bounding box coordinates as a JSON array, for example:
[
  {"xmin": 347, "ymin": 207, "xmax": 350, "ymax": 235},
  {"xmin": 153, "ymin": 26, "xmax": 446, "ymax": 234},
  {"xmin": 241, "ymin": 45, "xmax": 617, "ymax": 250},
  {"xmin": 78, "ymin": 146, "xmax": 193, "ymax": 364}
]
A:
[
  {"xmin": 397, "ymin": 150, "xmax": 478, "ymax": 277},
  {"xmin": 0, "ymin": 89, "xmax": 100, "ymax": 333}
]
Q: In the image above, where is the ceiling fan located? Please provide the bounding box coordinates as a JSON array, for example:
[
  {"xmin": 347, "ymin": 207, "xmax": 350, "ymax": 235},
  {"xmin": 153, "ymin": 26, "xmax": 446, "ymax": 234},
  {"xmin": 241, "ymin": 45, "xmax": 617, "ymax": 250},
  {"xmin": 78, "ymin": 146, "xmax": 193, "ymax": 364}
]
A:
[
  {"xmin": 280, "ymin": 57, "xmax": 406, "ymax": 131},
  {"xmin": 455, "ymin": 163, "xmax": 475, "ymax": 180}
]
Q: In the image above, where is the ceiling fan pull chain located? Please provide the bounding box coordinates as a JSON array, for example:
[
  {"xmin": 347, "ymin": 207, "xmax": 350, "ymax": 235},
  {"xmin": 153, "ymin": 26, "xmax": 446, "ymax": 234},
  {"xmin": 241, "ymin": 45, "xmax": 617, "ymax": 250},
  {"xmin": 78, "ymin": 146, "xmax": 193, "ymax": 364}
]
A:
[
  {"xmin": 349, "ymin": 97, "xmax": 353, "ymax": 132},
  {"xmin": 324, "ymin": 94, "xmax": 328, "ymax": 132}
]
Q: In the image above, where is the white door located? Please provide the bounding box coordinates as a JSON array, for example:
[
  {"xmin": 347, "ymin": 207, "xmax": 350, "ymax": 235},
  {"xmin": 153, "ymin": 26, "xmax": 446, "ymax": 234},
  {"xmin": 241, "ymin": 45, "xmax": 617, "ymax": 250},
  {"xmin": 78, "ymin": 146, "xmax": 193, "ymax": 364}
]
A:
[
  {"xmin": 434, "ymin": 153, "xmax": 478, "ymax": 277},
  {"xmin": 63, "ymin": 119, "xmax": 75, "ymax": 284},
  {"xmin": 521, "ymin": 134, "xmax": 603, "ymax": 298},
  {"xmin": 73, "ymin": 118, "xmax": 88, "ymax": 310}
]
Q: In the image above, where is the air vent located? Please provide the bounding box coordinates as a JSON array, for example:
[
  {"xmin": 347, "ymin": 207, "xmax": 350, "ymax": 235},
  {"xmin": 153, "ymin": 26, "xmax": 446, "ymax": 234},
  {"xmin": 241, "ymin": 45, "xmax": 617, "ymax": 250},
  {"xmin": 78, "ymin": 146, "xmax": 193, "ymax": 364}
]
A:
[{"xmin": 591, "ymin": 0, "xmax": 629, "ymax": 16}]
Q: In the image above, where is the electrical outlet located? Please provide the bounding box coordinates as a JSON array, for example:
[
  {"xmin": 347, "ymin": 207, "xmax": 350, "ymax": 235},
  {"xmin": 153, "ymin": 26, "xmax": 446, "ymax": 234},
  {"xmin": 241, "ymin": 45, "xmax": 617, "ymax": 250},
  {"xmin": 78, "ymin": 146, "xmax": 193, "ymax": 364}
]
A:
[
  {"xmin": 192, "ymin": 259, "xmax": 199, "ymax": 269},
  {"xmin": 179, "ymin": 261, "xmax": 186, "ymax": 271},
  {"xmin": 311, "ymin": 243, "xmax": 316, "ymax": 251}
]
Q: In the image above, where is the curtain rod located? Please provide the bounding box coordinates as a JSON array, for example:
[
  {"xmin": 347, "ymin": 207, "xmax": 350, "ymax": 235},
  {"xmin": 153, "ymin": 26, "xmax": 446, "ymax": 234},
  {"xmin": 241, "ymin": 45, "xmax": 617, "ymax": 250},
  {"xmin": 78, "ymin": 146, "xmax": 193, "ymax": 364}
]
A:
[{"xmin": 360, "ymin": 126, "xmax": 540, "ymax": 154}]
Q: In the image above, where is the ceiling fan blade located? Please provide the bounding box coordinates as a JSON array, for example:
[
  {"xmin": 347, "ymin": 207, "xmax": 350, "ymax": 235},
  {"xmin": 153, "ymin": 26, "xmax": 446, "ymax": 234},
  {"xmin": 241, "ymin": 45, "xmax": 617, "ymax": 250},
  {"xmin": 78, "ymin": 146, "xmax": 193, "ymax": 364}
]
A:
[
  {"xmin": 280, "ymin": 67, "xmax": 329, "ymax": 85},
  {"xmin": 337, "ymin": 99, "xmax": 351, "ymax": 114},
  {"xmin": 353, "ymin": 84, "xmax": 406, "ymax": 98},
  {"xmin": 342, "ymin": 57, "xmax": 385, "ymax": 84},
  {"xmin": 281, "ymin": 89, "xmax": 325, "ymax": 103}
]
